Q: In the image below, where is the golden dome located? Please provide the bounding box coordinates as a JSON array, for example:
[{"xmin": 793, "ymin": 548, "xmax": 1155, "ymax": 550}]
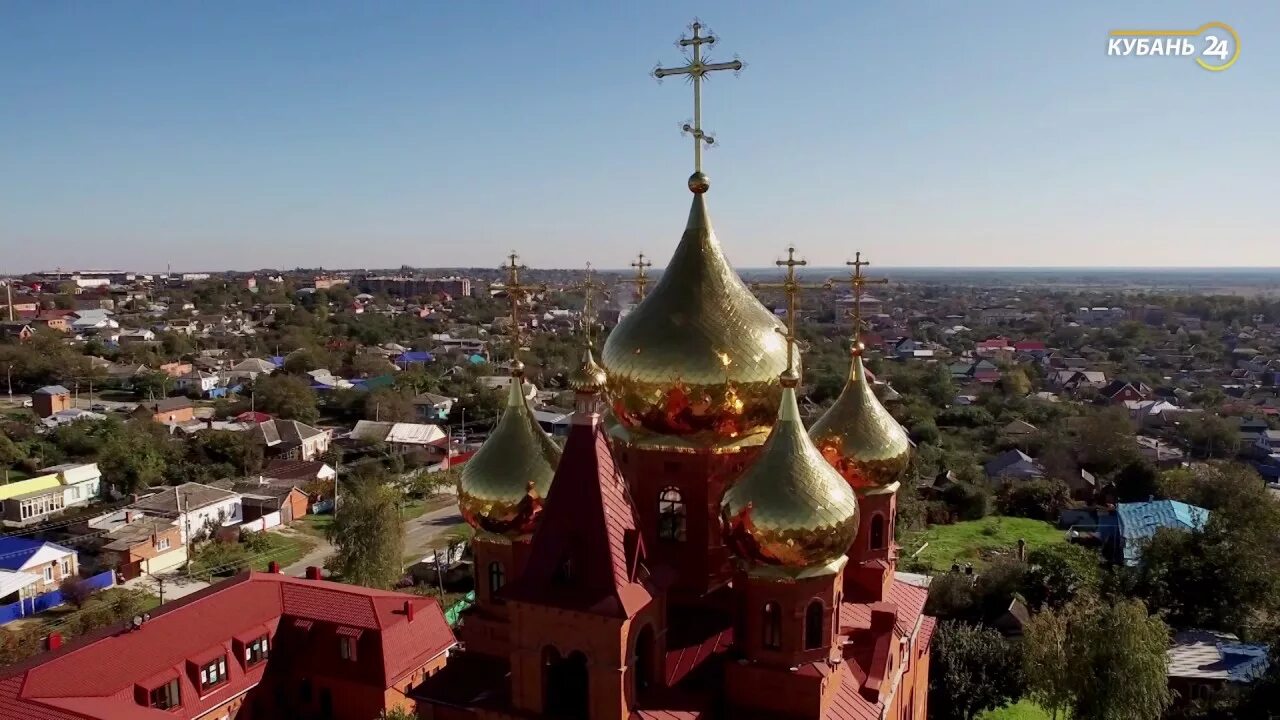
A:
[
  {"xmin": 601, "ymin": 193, "xmax": 791, "ymax": 450},
  {"xmin": 809, "ymin": 347, "xmax": 911, "ymax": 490},
  {"xmin": 569, "ymin": 347, "xmax": 607, "ymax": 393},
  {"xmin": 720, "ymin": 382, "xmax": 860, "ymax": 576},
  {"xmin": 458, "ymin": 375, "xmax": 562, "ymax": 537}
]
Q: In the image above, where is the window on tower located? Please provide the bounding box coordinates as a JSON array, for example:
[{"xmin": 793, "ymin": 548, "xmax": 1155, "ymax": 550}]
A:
[
  {"xmin": 658, "ymin": 487, "xmax": 687, "ymax": 541},
  {"xmin": 870, "ymin": 513, "xmax": 886, "ymax": 550},
  {"xmin": 762, "ymin": 602, "xmax": 782, "ymax": 649},
  {"xmin": 488, "ymin": 561, "xmax": 505, "ymax": 598},
  {"xmin": 804, "ymin": 600, "xmax": 825, "ymax": 650}
]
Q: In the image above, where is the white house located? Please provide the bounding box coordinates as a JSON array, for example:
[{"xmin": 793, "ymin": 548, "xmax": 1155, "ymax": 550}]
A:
[
  {"xmin": 174, "ymin": 370, "xmax": 219, "ymax": 394},
  {"xmin": 42, "ymin": 462, "xmax": 103, "ymax": 508},
  {"xmin": 131, "ymin": 483, "xmax": 242, "ymax": 543},
  {"xmin": 1255, "ymin": 430, "xmax": 1280, "ymax": 456}
]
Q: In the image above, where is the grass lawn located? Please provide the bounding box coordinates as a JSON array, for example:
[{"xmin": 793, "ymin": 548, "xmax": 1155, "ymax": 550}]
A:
[
  {"xmin": 187, "ymin": 532, "xmax": 316, "ymax": 581},
  {"xmin": 908, "ymin": 516, "xmax": 1064, "ymax": 572},
  {"xmin": 979, "ymin": 700, "xmax": 1061, "ymax": 720},
  {"xmin": 296, "ymin": 511, "xmax": 334, "ymax": 539},
  {"xmin": 1, "ymin": 468, "xmax": 32, "ymax": 483}
]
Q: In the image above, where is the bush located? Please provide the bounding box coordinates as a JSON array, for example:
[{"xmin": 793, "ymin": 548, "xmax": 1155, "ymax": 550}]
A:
[
  {"xmin": 943, "ymin": 482, "xmax": 992, "ymax": 521},
  {"xmin": 997, "ymin": 478, "xmax": 1071, "ymax": 521},
  {"xmin": 58, "ymin": 576, "xmax": 94, "ymax": 608}
]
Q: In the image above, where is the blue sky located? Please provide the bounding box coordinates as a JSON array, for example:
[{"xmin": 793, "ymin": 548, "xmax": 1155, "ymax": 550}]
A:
[{"xmin": 1, "ymin": 1, "xmax": 1277, "ymax": 272}]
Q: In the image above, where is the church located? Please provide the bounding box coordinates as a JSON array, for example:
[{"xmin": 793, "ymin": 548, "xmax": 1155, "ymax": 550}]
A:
[{"xmin": 413, "ymin": 21, "xmax": 934, "ymax": 720}]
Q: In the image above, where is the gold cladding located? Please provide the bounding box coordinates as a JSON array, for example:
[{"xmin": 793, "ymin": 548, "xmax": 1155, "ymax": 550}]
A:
[
  {"xmin": 601, "ymin": 194, "xmax": 792, "ymax": 450},
  {"xmin": 720, "ymin": 386, "xmax": 860, "ymax": 575},
  {"xmin": 458, "ymin": 379, "xmax": 562, "ymax": 537},
  {"xmin": 809, "ymin": 354, "xmax": 911, "ymax": 490}
]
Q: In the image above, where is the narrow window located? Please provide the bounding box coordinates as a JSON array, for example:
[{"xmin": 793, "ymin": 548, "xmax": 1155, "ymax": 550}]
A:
[
  {"xmin": 870, "ymin": 513, "xmax": 886, "ymax": 550},
  {"xmin": 762, "ymin": 602, "xmax": 782, "ymax": 650},
  {"xmin": 805, "ymin": 600, "xmax": 825, "ymax": 650},
  {"xmin": 149, "ymin": 678, "xmax": 181, "ymax": 709},
  {"xmin": 488, "ymin": 561, "xmax": 505, "ymax": 596},
  {"xmin": 339, "ymin": 635, "xmax": 357, "ymax": 661},
  {"xmin": 246, "ymin": 635, "xmax": 269, "ymax": 666},
  {"xmin": 658, "ymin": 487, "xmax": 686, "ymax": 541},
  {"xmin": 199, "ymin": 656, "xmax": 228, "ymax": 691}
]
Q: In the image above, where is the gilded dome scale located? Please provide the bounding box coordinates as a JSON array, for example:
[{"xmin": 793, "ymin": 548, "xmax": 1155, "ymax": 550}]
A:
[
  {"xmin": 601, "ymin": 193, "xmax": 791, "ymax": 450},
  {"xmin": 457, "ymin": 372, "xmax": 562, "ymax": 537},
  {"xmin": 720, "ymin": 377, "xmax": 860, "ymax": 575},
  {"xmin": 809, "ymin": 343, "xmax": 912, "ymax": 490}
]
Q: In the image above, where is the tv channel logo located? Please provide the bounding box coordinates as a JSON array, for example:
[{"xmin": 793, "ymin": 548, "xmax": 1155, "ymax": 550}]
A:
[{"xmin": 1107, "ymin": 22, "xmax": 1240, "ymax": 71}]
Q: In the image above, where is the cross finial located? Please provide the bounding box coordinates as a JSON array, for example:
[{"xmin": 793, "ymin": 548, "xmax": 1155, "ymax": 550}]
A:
[
  {"xmin": 574, "ymin": 262, "xmax": 607, "ymax": 348},
  {"xmin": 654, "ymin": 19, "xmax": 744, "ymax": 193},
  {"xmin": 752, "ymin": 245, "xmax": 831, "ymax": 383},
  {"xmin": 621, "ymin": 252, "xmax": 654, "ymax": 301},
  {"xmin": 841, "ymin": 251, "xmax": 889, "ymax": 355},
  {"xmin": 501, "ymin": 252, "xmax": 545, "ymax": 374}
]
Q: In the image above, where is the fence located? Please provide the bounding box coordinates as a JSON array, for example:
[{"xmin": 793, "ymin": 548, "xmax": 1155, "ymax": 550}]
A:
[
  {"xmin": 0, "ymin": 570, "xmax": 115, "ymax": 625},
  {"xmin": 239, "ymin": 511, "xmax": 282, "ymax": 533}
]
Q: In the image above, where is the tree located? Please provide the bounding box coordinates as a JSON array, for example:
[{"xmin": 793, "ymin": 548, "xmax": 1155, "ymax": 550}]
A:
[
  {"xmin": 1023, "ymin": 606, "xmax": 1073, "ymax": 720},
  {"xmin": 1076, "ymin": 406, "xmax": 1138, "ymax": 475},
  {"xmin": 1113, "ymin": 459, "xmax": 1160, "ymax": 503},
  {"xmin": 1179, "ymin": 413, "xmax": 1240, "ymax": 459},
  {"xmin": 327, "ymin": 473, "xmax": 405, "ymax": 589},
  {"xmin": 363, "ymin": 388, "xmax": 416, "ymax": 422},
  {"xmin": 1021, "ymin": 543, "xmax": 1101, "ymax": 612},
  {"xmin": 928, "ymin": 621, "xmax": 1024, "ymax": 720},
  {"xmin": 98, "ymin": 421, "xmax": 172, "ymax": 495},
  {"xmin": 0, "ymin": 434, "xmax": 23, "ymax": 467},
  {"xmin": 132, "ymin": 371, "xmax": 172, "ymax": 400},
  {"xmin": 58, "ymin": 576, "xmax": 94, "ymax": 608},
  {"xmin": 252, "ymin": 374, "xmax": 319, "ymax": 423},
  {"xmin": 378, "ymin": 708, "xmax": 417, "ymax": 720},
  {"xmin": 1066, "ymin": 599, "xmax": 1171, "ymax": 720},
  {"xmin": 997, "ymin": 478, "xmax": 1070, "ymax": 521}
]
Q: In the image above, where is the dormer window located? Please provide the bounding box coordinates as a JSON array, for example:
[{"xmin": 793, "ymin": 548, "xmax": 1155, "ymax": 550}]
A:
[
  {"xmin": 245, "ymin": 635, "xmax": 269, "ymax": 666},
  {"xmin": 149, "ymin": 678, "xmax": 181, "ymax": 709},
  {"xmin": 339, "ymin": 635, "xmax": 358, "ymax": 661},
  {"xmin": 199, "ymin": 656, "xmax": 228, "ymax": 691}
]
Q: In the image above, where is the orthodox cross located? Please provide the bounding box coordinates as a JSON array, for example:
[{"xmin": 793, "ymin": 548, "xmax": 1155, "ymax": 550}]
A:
[
  {"xmin": 502, "ymin": 252, "xmax": 543, "ymax": 365},
  {"xmin": 620, "ymin": 252, "xmax": 652, "ymax": 301},
  {"xmin": 753, "ymin": 246, "xmax": 831, "ymax": 377},
  {"xmin": 841, "ymin": 251, "xmax": 888, "ymax": 348},
  {"xmin": 653, "ymin": 20, "xmax": 744, "ymax": 174},
  {"xmin": 573, "ymin": 262, "xmax": 607, "ymax": 347}
]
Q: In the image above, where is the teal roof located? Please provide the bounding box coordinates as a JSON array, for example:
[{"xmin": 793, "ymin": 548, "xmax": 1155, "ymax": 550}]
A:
[{"xmin": 1118, "ymin": 500, "xmax": 1209, "ymax": 566}]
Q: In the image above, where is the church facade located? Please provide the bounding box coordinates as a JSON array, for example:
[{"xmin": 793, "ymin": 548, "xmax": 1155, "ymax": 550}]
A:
[{"xmin": 414, "ymin": 21, "xmax": 933, "ymax": 720}]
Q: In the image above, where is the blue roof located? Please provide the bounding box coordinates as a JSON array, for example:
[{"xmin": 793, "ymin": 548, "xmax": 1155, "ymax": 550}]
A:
[
  {"xmin": 268, "ymin": 356, "xmax": 286, "ymax": 367},
  {"xmin": 0, "ymin": 536, "xmax": 52, "ymax": 571},
  {"xmin": 396, "ymin": 351, "xmax": 434, "ymax": 363},
  {"xmin": 1117, "ymin": 500, "xmax": 1210, "ymax": 566}
]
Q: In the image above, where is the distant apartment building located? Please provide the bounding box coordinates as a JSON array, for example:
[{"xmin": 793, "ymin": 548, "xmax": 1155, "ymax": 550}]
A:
[{"xmin": 357, "ymin": 275, "xmax": 472, "ymax": 298}]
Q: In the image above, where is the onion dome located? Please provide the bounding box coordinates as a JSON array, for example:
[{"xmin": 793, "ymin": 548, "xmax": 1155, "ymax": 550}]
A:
[
  {"xmin": 458, "ymin": 370, "xmax": 562, "ymax": 537},
  {"xmin": 809, "ymin": 343, "xmax": 911, "ymax": 491},
  {"xmin": 569, "ymin": 347, "xmax": 607, "ymax": 393},
  {"xmin": 601, "ymin": 191, "xmax": 791, "ymax": 450},
  {"xmin": 720, "ymin": 373, "xmax": 860, "ymax": 576}
]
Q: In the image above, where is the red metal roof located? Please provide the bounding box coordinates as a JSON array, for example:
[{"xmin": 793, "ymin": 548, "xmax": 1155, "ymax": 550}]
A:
[
  {"xmin": 505, "ymin": 415, "xmax": 653, "ymax": 618},
  {"xmin": 0, "ymin": 572, "xmax": 454, "ymax": 720}
]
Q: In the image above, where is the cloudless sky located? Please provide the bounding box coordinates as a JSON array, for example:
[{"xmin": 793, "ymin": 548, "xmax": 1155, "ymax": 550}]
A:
[{"xmin": 1, "ymin": 1, "xmax": 1277, "ymax": 272}]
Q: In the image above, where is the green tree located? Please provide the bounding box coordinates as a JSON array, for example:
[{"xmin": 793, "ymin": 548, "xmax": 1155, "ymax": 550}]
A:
[
  {"xmin": 99, "ymin": 421, "xmax": 172, "ymax": 494},
  {"xmin": 1067, "ymin": 599, "xmax": 1171, "ymax": 720},
  {"xmin": 132, "ymin": 371, "xmax": 172, "ymax": 401},
  {"xmin": 253, "ymin": 374, "xmax": 319, "ymax": 423},
  {"xmin": 928, "ymin": 621, "xmax": 1024, "ymax": 720},
  {"xmin": 327, "ymin": 473, "xmax": 405, "ymax": 589},
  {"xmin": 1076, "ymin": 406, "xmax": 1138, "ymax": 475},
  {"xmin": 1113, "ymin": 459, "xmax": 1160, "ymax": 503},
  {"xmin": 1179, "ymin": 413, "xmax": 1240, "ymax": 459},
  {"xmin": 1023, "ymin": 605, "xmax": 1073, "ymax": 720},
  {"xmin": 363, "ymin": 388, "xmax": 416, "ymax": 422},
  {"xmin": 996, "ymin": 478, "xmax": 1070, "ymax": 521},
  {"xmin": 1021, "ymin": 543, "xmax": 1101, "ymax": 612}
]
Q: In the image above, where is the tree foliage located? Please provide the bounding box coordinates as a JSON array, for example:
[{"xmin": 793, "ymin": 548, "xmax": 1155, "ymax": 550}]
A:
[
  {"xmin": 327, "ymin": 472, "xmax": 405, "ymax": 589},
  {"xmin": 252, "ymin": 373, "xmax": 319, "ymax": 423},
  {"xmin": 928, "ymin": 621, "xmax": 1024, "ymax": 720}
]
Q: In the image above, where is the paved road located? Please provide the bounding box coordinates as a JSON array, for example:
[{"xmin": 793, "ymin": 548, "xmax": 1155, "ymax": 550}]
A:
[{"xmin": 281, "ymin": 494, "xmax": 463, "ymax": 578}]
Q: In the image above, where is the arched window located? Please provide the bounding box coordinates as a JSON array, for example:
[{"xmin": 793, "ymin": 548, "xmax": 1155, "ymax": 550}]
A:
[
  {"xmin": 658, "ymin": 487, "xmax": 686, "ymax": 541},
  {"xmin": 870, "ymin": 513, "xmax": 886, "ymax": 550},
  {"xmin": 804, "ymin": 600, "xmax": 825, "ymax": 650},
  {"xmin": 488, "ymin": 561, "xmax": 505, "ymax": 597},
  {"xmin": 762, "ymin": 602, "xmax": 782, "ymax": 650}
]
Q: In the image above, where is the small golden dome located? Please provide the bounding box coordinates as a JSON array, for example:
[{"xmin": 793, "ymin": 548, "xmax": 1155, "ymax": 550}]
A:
[
  {"xmin": 458, "ymin": 377, "xmax": 562, "ymax": 537},
  {"xmin": 601, "ymin": 193, "xmax": 792, "ymax": 450},
  {"xmin": 809, "ymin": 351, "xmax": 911, "ymax": 491},
  {"xmin": 720, "ymin": 385, "xmax": 860, "ymax": 575},
  {"xmin": 569, "ymin": 347, "xmax": 607, "ymax": 393}
]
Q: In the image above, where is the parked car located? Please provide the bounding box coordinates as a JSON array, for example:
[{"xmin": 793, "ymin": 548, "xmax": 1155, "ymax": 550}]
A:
[{"xmin": 90, "ymin": 404, "xmax": 109, "ymax": 413}]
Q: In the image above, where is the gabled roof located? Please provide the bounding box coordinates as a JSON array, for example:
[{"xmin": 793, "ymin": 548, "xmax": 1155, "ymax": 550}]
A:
[
  {"xmin": 1167, "ymin": 630, "xmax": 1271, "ymax": 683},
  {"xmin": 34, "ymin": 385, "xmax": 70, "ymax": 396},
  {"xmin": 0, "ymin": 571, "xmax": 455, "ymax": 720},
  {"xmin": 131, "ymin": 483, "xmax": 239, "ymax": 515},
  {"xmin": 0, "ymin": 537, "xmax": 74, "ymax": 572},
  {"xmin": 1117, "ymin": 500, "xmax": 1210, "ymax": 566},
  {"xmin": 505, "ymin": 415, "xmax": 653, "ymax": 618}
]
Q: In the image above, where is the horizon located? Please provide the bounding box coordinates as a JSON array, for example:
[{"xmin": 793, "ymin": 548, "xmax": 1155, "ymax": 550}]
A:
[{"xmin": 2, "ymin": 2, "xmax": 1277, "ymax": 271}]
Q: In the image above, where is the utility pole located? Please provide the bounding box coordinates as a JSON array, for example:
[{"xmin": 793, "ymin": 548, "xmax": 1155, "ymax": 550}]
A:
[{"xmin": 4, "ymin": 281, "xmax": 13, "ymax": 322}]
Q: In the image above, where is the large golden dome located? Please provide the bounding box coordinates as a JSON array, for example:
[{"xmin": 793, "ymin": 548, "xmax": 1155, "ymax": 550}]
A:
[
  {"xmin": 809, "ymin": 346, "xmax": 911, "ymax": 490},
  {"xmin": 601, "ymin": 192, "xmax": 791, "ymax": 451},
  {"xmin": 458, "ymin": 374, "xmax": 562, "ymax": 537},
  {"xmin": 720, "ymin": 379, "xmax": 860, "ymax": 576}
]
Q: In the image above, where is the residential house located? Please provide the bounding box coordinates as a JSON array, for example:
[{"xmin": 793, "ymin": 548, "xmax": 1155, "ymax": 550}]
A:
[
  {"xmin": 262, "ymin": 459, "xmax": 337, "ymax": 488},
  {"xmin": 0, "ymin": 570, "xmax": 455, "ymax": 720},
  {"xmin": 228, "ymin": 357, "xmax": 277, "ymax": 381},
  {"xmin": 175, "ymin": 370, "xmax": 220, "ymax": 396},
  {"xmin": 132, "ymin": 483, "xmax": 243, "ymax": 543},
  {"xmin": 158, "ymin": 361, "xmax": 193, "ymax": 378},
  {"xmin": 1166, "ymin": 630, "xmax": 1271, "ymax": 709},
  {"xmin": 1134, "ymin": 435, "xmax": 1187, "ymax": 467},
  {"xmin": 975, "ymin": 337, "xmax": 1012, "ymax": 357},
  {"xmin": 533, "ymin": 410, "xmax": 573, "ymax": 437},
  {"xmin": 31, "ymin": 385, "xmax": 71, "ymax": 418},
  {"xmin": 1001, "ymin": 419, "xmax": 1037, "ymax": 437},
  {"xmin": 1013, "ymin": 340, "xmax": 1049, "ymax": 360},
  {"xmin": 0, "ymin": 569, "xmax": 41, "ymax": 608},
  {"xmin": 233, "ymin": 482, "xmax": 310, "ymax": 526},
  {"xmin": 972, "ymin": 359, "xmax": 1000, "ymax": 384},
  {"xmin": 0, "ymin": 322, "xmax": 34, "ymax": 342},
  {"xmin": 100, "ymin": 517, "xmax": 186, "ymax": 580},
  {"xmin": 0, "ymin": 474, "xmax": 67, "ymax": 528},
  {"xmin": 253, "ymin": 419, "xmax": 331, "ymax": 462},
  {"xmin": 0, "ymin": 538, "xmax": 78, "ymax": 593},
  {"xmin": 1124, "ymin": 399, "xmax": 1187, "ymax": 429},
  {"xmin": 350, "ymin": 421, "xmax": 447, "ymax": 451},
  {"xmin": 412, "ymin": 392, "xmax": 455, "ymax": 422},
  {"xmin": 1254, "ymin": 429, "xmax": 1280, "ymax": 457},
  {"xmin": 1099, "ymin": 380, "xmax": 1151, "ymax": 405},
  {"xmin": 30, "ymin": 310, "xmax": 75, "ymax": 333},
  {"xmin": 117, "ymin": 328, "xmax": 158, "ymax": 345},
  {"xmin": 1111, "ymin": 500, "xmax": 1209, "ymax": 566},
  {"xmin": 44, "ymin": 462, "xmax": 102, "ymax": 509},
  {"xmin": 135, "ymin": 397, "xmax": 196, "ymax": 425},
  {"xmin": 40, "ymin": 408, "xmax": 107, "ymax": 428},
  {"xmin": 984, "ymin": 449, "xmax": 1045, "ymax": 485}
]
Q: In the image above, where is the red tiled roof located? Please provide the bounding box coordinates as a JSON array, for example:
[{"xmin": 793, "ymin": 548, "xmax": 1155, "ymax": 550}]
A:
[
  {"xmin": 0, "ymin": 572, "xmax": 454, "ymax": 720},
  {"xmin": 505, "ymin": 415, "xmax": 653, "ymax": 618}
]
